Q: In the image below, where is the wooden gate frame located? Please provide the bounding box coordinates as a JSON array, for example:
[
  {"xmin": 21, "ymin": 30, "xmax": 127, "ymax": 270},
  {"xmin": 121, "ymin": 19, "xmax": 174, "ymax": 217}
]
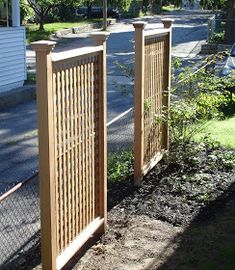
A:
[
  {"xmin": 133, "ymin": 19, "xmax": 174, "ymax": 186},
  {"xmin": 32, "ymin": 32, "xmax": 109, "ymax": 270}
]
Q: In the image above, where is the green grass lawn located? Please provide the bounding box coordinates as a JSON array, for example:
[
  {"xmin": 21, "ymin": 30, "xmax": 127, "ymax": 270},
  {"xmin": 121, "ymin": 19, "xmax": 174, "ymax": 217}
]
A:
[
  {"xmin": 161, "ymin": 5, "xmax": 180, "ymax": 12},
  {"xmin": 195, "ymin": 116, "xmax": 235, "ymax": 149},
  {"xmin": 26, "ymin": 19, "xmax": 102, "ymax": 44}
]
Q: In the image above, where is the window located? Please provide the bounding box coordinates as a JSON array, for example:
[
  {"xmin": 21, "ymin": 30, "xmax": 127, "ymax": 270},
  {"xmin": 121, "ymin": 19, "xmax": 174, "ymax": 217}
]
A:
[{"xmin": 0, "ymin": 0, "xmax": 12, "ymax": 27}]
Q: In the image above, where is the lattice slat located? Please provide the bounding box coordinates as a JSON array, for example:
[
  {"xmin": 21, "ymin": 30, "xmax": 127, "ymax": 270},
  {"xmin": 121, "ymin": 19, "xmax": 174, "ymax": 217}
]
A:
[
  {"xmin": 52, "ymin": 55, "xmax": 100, "ymax": 255},
  {"xmin": 143, "ymin": 35, "xmax": 167, "ymax": 166}
]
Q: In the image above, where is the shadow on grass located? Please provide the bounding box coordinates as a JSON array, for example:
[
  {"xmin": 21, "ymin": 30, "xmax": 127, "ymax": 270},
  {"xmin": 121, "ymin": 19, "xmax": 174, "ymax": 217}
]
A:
[{"xmin": 144, "ymin": 181, "xmax": 235, "ymax": 270}]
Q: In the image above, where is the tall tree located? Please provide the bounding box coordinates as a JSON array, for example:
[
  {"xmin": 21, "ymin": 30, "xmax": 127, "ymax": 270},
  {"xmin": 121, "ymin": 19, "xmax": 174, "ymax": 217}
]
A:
[
  {"xmin": 26, "ymin": 0, "xmax": 81, "ymax": 30},
  {"xmin": 224, "ymin": 0, "xmax": 235, "ymax": 44}
]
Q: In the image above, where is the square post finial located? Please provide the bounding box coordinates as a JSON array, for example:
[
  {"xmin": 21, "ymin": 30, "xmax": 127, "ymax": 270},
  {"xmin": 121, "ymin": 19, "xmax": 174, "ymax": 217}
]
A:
[
  {"xmin": 31, "ymin": 40, "xmax": 56, "ymax": 54},
  {"xmin": 161, "ymin": 18, "xmax": 174, "ymax": 29},
  {"xmin": 133, "ymin": 21, "xmax": 147, "ymax": 30},
  {"xmin": 91, "ymin": 32, "xmax": 110, "ymax": 46}
]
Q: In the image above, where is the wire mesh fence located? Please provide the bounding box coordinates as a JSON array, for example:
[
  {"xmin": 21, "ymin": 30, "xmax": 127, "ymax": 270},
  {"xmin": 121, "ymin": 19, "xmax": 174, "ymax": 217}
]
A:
[
  {"xmin": 107, "ymin": 108, "xmax": 134, "ymax": 154},
  {"xmin": 207, "ymin": 16, "xmax": 235, "ymax": 43},
  {"xmin": 0, "ymin": 175, "xmax": 40, "ymax": 269},
  {"xmin": 0, "ymin": 108, "xmax": 134, "ymax": 269}
]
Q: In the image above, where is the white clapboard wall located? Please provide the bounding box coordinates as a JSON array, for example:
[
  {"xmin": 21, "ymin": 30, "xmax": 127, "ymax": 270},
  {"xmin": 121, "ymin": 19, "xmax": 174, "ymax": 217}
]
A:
[{"xmin": 0, "ymin": 27, "xmax": 26, "ymax": 93}]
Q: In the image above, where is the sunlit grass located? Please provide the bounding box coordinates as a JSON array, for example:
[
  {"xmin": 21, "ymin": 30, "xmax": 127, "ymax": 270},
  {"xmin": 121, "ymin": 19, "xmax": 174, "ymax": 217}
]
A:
[
  {"xmin": 195, "ymin": 116, "xmax": 235, "ymax": 149},
  {"xmin": 162, "ymin": 5, "xmax": 179, "ymax": 12},
  {"xmin": 26, "ymin": 19, "xmax": 102, "ymax": 44}
]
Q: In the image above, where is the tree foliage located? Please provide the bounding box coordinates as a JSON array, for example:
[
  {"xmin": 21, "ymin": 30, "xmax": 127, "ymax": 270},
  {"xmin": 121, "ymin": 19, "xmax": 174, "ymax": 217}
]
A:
[
  {"xmin": 25, "ymin": 0, "xmax": 81, "ymax": 29},
  {"xmin": 109, "ymin": 0, "xmax": 132, "ymax": 11}
]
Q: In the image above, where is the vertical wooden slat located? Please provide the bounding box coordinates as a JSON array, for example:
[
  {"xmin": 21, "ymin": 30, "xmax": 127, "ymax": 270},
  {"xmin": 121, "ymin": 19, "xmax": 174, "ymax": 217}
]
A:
[
  {"xmin": 91, "ymin": 59, "xmax": 95, "ymax": 220},
  {"xmin": 87, "ymin": 59, "xmax": 92, "ymax": 223},
  {"xmin": 65, "ymin": 67, "xmax": 71, "ymax": 245},
  {"xmin": 56, "ymin": 70, "xmax": 64, "ymax": 252},
  {"xmin": 32, "ymin": 40, "xmax": 57, "ymax": 270},
  {"xmin": 53, "ymin": 72, "xmax": 59, "ymax": 254},
  {"xmin": 84, "ymin": 61, "xmax": 88, "ymax": 227},
  {"xmin": 69, "ymin": 66, "xmax": 75, "ymax": 241},
  {"xmin": 81, "ymin": 62, "xmax": 86, "ymax": 230},
  {"xmin": 73, "ymin": 65, "xmax": 79, "ymax": 236},
  {"xmin": 92, "ymin": 32, "xmax": 109, "ymax": 229},
  {"xmin": 133, "ymin": 22, "xmax": 147, "ymax": 186},
  {"xmin": 161, "ymin": 19, "xmax": 174, "ymax": 150},
  {"xmin": 61, "ymin": 68, "xmax": 68, "ymax": 250},
  {"xmin": 77, "ymin": 64, "xmax": 82, "ymax": 233}
]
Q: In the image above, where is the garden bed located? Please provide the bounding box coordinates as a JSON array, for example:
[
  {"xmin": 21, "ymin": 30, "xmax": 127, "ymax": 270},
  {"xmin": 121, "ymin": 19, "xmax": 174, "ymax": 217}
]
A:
[
  {"xmin": 110, "ymin": 149, "xmax": 235, "ymax": 226},
  {"xmin": 10, "ymin": 142, "xmax": 235, "ymax": 270},
  {"xmin": 71, "ymin": 143, "xmax": 235, "ymax": 270}
]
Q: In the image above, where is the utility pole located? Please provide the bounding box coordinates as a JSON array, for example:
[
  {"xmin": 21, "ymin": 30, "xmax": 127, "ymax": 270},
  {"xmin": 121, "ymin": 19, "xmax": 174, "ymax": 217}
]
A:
[{"xmin": 103, "ymin": 0, "xmax": 107, "ymax": 30}]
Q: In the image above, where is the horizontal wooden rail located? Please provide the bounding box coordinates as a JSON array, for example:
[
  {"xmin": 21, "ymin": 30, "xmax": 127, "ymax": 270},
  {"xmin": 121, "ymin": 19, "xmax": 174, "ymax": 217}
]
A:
[
  {"xmin": 144, "ymin": 28, "xmax": 170, "ymax": 39},
  {"xmin": 56, "ymin": 217, "xmax": 104, "ymax": 270},
  {"xmin": 52, "ymin": 45, "xmax": 103, "ymax": 62}
]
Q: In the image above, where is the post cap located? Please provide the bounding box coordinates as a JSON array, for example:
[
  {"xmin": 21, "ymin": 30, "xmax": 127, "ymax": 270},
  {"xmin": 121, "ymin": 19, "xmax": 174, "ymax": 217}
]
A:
[
  {"xmin": 31, "ymin": 40, "xmax": 56, "ymax": 53},
  {"xmin": 161, "ymin": 19, "xmax": 174, "ymax": 28},
  {"xmin": 91, "ymin": 32, "xmax": 110, "ymax": 45},
  {"xmin": 133, "ymin": 21, "xmax": 147, "ymax": 29}
]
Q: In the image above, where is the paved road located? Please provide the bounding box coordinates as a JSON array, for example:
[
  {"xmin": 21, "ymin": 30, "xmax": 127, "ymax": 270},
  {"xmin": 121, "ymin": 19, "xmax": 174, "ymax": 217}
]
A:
[
  {"xmin": 0, "ymin": 10, "xmax": 213, "ymax": 193},
  {"xmin": 27, "ymin": 10, "xmax": 211, "ymax": 119}
]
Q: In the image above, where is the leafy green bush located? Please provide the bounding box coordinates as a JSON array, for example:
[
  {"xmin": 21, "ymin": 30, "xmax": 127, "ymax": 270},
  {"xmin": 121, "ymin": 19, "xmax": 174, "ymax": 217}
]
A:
[
  {"xmin": 209, "ymin": 31, "xmax": 225, "ymax": 44},
  {"xmin": 169, "ymin": 54, "xmax": 235, "ymax": 150},
  {"xmin": 108, "ymin": 151, "xmax": 134, "ymax": 182},
  {"xmin": 169, "ymin": 100, "xmax": 199, "ymax": 146},
  {"xmin": 193, "ymin": 92, "xmax": 229, "ymax": 119}
]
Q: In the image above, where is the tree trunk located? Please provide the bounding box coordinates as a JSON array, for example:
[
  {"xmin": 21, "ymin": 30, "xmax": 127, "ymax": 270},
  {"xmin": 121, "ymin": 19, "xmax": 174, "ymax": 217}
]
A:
[
  {"xmin": 39, "ymin": 17, "xmax": 44, "ymax": 30},
  {"xmin": 152, "ymin": 0, "xmax": 162, "ymax": 14},
  {"xmin": 224, "ymin": 0, "xmax": 235, "ymax": 44},
  {"xmin": 142, "ymin": 0, "xmax": 149, "ymax": 13},
  {"xmin": 87, "ymin": 1, "xmax": 92, "ymax": 18}
]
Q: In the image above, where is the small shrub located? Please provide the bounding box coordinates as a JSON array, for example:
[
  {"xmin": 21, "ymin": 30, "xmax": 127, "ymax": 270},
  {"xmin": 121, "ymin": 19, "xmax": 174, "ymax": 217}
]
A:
[
  {"xmin": 208, "ymin": 150, "xmax": 235, "ymax": 170},
  {"xmin": 193, "ymin": 92, "xmax": 229, "ymax": 119},
  {"xmin": 108, "ymin": 150, "xmax": 134, "ymax": 182},
  {"xmin": 209, "ymin": 31, "xmax": 225, "ymax": 44}
]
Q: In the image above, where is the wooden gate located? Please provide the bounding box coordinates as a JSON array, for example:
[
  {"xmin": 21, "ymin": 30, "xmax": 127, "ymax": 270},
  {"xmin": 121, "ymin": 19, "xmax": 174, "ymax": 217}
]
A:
[
  {"xmin": 133, "ymin": 19, "xmax": 173, "ymax": 185},
  {"xmin": 32, "ymin": 32, "xmax": 109, "ymax": 270}
]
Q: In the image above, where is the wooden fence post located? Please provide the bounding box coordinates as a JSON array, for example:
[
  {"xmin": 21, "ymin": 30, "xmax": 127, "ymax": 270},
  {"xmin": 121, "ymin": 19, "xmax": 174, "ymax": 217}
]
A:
[
  {"xmin": 133, "ymin": 22, "xmax": 147, "ymax": 186},
  {"xmin": 161, "ymin": 19, "xmax": 174, "ymax": 151},
  {"xmin": 91, "ymin": 32, "xmax": 109, "ymax": 230},
  {"xmin": 31, "ymin": 40, "xmax": 57, "ymax": 270}
]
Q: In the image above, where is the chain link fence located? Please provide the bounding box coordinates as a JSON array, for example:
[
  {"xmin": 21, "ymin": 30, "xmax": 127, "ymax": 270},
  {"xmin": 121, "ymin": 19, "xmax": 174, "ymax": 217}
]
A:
[
  {"xmin": 207, "ymin": 15, "xmax": 235, "ymax": 43},
  {"xmin": 0, "ymin": 175, "xmax": 40, "ymax": 269},
  {"xmin": 0, "ymin": 108, "xmax": 134, "ymax": 269}
]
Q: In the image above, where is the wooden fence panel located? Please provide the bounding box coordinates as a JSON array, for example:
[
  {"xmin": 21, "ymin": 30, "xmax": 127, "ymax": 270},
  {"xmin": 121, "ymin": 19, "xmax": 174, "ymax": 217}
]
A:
[
  {"xmin": 133, "ymin": 20, "xmax": 173, "ymax": 186},
  {"xmin": 32, "ymin": 33, "xmax": 109, "ymax": 270}
]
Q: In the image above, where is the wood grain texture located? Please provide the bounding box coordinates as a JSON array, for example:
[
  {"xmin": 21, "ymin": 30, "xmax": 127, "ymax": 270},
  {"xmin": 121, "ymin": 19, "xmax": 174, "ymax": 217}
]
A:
[
  {"xmin": 133, "ymin": 24, "xmax": 172, "ymax": 185},
  {"xmin": 33, "ymin": 38, "xmax": 107, "ymax": 270}
]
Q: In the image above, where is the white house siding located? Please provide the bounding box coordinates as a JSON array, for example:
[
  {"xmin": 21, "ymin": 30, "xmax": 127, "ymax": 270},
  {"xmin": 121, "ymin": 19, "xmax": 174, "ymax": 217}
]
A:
[{"xmin": 0, "ymin": 27, "xmax": 26, "ymax": 93}]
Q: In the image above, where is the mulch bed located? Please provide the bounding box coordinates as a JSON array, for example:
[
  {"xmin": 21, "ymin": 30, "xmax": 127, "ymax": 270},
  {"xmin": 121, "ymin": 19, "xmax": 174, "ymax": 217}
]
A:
[{"xmin": 108, "ymin": 144, "xmax": 235, "ymax": 226}]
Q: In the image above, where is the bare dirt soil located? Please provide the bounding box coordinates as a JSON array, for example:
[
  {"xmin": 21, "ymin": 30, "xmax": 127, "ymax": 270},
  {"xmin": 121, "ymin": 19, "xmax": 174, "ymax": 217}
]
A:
[{"xmin": 69, "ymin": 145, "xmax": 235, "ymax": 270}]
